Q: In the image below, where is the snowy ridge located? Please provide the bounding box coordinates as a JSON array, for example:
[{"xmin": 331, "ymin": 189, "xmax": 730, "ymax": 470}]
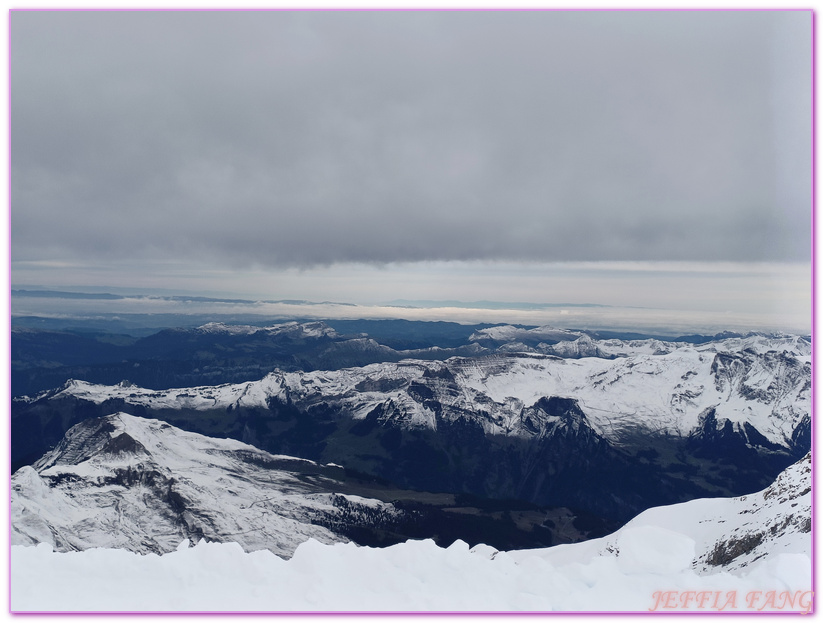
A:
[
  {"xmin": 470, "ymin": 325, "xmax": 584, "ymax": 344},
  {"xmin": 196, "ymin": 320, "xmax": 339, "ymax": 338},
  {"xmin": 42, "ymin": 332, "xmax": 810, "ymax": 447},
  {"xmin": 11, "ymin": 453, "xmax": 812, "ymax": 612},
  {"xmin": 11, "ymin": 413, "xmax": 398, "ymax": 558},
  {"xmin": 507, "ymin": 453, "xmax": 811, "ymax": 575},
  {"xmin": 472, "ymin": 325, "xmax": 811, "ymax": 359}
]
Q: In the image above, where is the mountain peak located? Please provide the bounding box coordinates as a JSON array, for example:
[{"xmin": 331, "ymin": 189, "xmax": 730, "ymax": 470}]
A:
[{"xmin": 13, "ymin": 413, "xmax": 402, "ymax": 558}]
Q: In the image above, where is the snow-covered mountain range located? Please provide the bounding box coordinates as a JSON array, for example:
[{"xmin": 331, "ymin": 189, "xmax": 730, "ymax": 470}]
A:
[
  {"xmin": 11, "ymin": 322, "xmax": 812, "ymax": 612},
  {"xmin": 13, "ymin": 329, "xmax": 810, "ymax": 527},
  {"xmin": 24, "ymin": 331, "xmax": 809, "ymax": 445},
  {"xmin": 194, "ymin": 320, "xmax": 339, "ymax": 338}
]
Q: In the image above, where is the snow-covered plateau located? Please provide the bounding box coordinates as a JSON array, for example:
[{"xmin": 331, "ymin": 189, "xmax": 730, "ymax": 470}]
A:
[{"xmin": 11, "ymin": 451, "xmax": 812, "ymax": 612}]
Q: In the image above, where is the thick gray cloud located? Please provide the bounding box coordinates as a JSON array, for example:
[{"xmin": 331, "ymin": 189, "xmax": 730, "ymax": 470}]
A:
[{"xmin": 11, "ymin": 10, "xmax": 812, "ymax": 268}]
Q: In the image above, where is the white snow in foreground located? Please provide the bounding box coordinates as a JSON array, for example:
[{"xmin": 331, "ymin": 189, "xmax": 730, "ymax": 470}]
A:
[
  {"xmin": 10, "ymin": 435, "xmax": 812, "ymax": 613},
  {"xmin": 11, "ymin": 536, "xmax": 811, "ymax": 613}
]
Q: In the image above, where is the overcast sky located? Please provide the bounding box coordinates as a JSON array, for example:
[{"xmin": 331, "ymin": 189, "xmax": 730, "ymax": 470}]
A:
[{"xmin": 9, "ymin": 10, "xmax": 813, "ymax": 331}]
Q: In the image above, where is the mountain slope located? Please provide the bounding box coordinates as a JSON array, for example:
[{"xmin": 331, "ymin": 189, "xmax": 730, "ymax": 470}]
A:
[
  {"xmin": 11, "ymin": 413, "xmax": 400, "ymax": 558},
  {"xmin": 507, "ymin": 452, "xmax": 811, "ymax": 576}
]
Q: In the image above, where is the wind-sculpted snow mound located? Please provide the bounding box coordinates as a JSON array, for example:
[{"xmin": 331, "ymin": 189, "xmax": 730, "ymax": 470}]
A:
[{"xmin": 12, "ymin": 539, "xmax": 811, "ymax": 612}]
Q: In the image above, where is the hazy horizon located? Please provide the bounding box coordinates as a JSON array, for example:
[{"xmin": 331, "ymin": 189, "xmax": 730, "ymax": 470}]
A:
[{"xmin": 11, "ymin": 259, "xmax": 812, "ymax": 336}]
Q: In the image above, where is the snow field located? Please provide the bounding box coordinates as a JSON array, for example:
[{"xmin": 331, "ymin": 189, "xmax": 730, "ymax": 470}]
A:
[{"xmin": 11, "ymin": 535, "xmax": 811, "ymax": 612}]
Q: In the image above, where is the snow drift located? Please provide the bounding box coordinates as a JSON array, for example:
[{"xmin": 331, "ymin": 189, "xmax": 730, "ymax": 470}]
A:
[{"xmin": 11, "ymin": 538, "xmax": 811, "ymax": 612}]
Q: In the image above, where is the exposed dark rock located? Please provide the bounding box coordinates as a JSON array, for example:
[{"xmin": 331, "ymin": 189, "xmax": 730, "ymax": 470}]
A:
[
  {"xmin": 706, "ymin": 532, "xmax": 764, "ymax": 567},
  {"xmin": 101, "ymin": 432, "xmax": 148, "ymax": 456}
]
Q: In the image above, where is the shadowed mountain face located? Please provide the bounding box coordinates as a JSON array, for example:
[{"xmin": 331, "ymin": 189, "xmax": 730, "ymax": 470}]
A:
[{"xmin": 13, "ymin": 331, "xmax": 810, "ymax": 530}]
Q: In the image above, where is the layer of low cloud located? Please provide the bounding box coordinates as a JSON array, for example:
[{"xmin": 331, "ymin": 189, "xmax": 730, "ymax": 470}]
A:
[
  {"xmin": 11, "ymin": 260, "xmax": 811, "ymax": 334},
  {"xmin": 11, "ymin": 10, "xmax": 812, "ymax": 270},
  {"xmin": 8, "ymin": 292, "xmax": 809, "ymax": 336}
]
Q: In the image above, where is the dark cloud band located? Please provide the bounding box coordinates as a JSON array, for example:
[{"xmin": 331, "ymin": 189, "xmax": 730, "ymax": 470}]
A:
[{"xmin": 11, "ymin": 10, "xmax": 812, "ymax": 268}]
